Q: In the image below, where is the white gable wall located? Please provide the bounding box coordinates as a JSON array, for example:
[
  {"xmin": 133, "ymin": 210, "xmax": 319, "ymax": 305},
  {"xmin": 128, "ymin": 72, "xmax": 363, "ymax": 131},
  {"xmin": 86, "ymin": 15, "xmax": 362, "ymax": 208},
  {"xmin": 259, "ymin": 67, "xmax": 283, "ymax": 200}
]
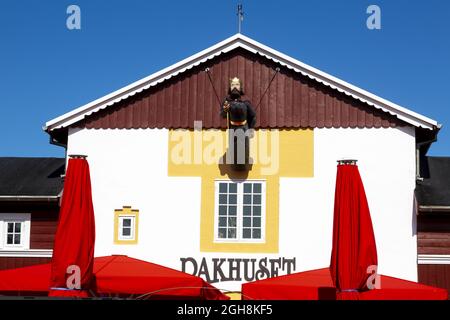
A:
[
  {"xmin": 67, "ymin": 126, "xmax": 417, "ymax": 291},
  {"xmin": 280, "ymin": 126, "xmax": 417, "ymax": 280}
]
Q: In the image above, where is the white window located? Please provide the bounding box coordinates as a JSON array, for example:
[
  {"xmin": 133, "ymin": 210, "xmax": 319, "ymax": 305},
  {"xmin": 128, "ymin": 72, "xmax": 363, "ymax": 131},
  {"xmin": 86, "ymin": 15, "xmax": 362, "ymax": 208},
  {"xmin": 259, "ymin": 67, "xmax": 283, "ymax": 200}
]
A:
[
  {"xmin": 0, "ymin": 214, "xmax": 31, "ymax": 250},
  {"xmin": 118, "ymin": 216, "xmax": 136, "ymax": 241},
  {"xmin": 214, "ymin": 180, "xmax": 266, "ymax": 243}
]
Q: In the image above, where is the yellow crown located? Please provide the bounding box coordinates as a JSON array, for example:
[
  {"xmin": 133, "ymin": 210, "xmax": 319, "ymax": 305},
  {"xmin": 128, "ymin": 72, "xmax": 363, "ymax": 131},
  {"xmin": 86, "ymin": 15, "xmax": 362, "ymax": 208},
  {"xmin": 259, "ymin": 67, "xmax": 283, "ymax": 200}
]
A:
[{"xmin": 229, "ymin": 77, "xmax": 241, "ymax": 85}]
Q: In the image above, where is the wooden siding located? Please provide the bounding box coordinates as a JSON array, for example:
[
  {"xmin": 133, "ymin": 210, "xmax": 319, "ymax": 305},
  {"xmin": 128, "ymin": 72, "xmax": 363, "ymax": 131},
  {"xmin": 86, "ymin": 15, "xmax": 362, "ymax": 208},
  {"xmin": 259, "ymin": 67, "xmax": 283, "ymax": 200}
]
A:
[
  {"xmin": 0, "ymin": 202, "xmax": 59, "ymax": 250},
  {"xmin": 418, "ymin": 215, "xmax": 450, "ymax": 255},
  {"xmin": 30, "ymin": 210, "xmax": 58, "ymax": 249},
  {"xmin": 418, "ymin": 264, "xmax": 450, "ymax": 298},
  {"xmin": 0, "ymin": 257, "xmax": 51, "ymax": 271},
  {"xmin": 78, "ymin": 48, "xmax": 405, "ymax": 130}
]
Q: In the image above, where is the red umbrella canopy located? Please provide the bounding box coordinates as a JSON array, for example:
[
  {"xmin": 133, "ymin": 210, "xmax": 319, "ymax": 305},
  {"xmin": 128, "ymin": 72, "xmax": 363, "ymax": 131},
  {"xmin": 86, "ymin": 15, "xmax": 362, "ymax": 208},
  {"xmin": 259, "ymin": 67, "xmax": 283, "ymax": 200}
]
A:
[
  {"xmin": 241, "ymin": 268, "xmax": 448, "ymax": 300},
  {"xmin": 329, "ymin": 161, "xmax": 378, "ymax": 299},
  {"xmin": 0, "ymin": 256, "xmax": 229, "ymax": 300},
  {"xmin": 92, "ymin": 255, "xmax": 228, "ymax": 299},
  {"xmin": 49, "ymin": 157, "xmax": 96, "ymax": 292}
]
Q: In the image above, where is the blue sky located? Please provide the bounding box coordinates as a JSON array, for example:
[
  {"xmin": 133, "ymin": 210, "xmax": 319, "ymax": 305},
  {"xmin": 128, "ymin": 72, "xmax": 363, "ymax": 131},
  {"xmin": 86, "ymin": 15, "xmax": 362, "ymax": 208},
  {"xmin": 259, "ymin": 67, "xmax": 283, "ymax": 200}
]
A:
[{"xmin": 0, "ymin": 0, "xmax": 449, "ymax": 157}]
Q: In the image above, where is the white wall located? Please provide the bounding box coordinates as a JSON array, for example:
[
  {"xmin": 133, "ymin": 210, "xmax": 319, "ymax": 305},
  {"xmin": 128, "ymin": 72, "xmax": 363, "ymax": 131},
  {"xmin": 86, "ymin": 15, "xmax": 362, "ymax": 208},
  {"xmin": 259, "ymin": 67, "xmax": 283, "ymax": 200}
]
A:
[
  {"xmin": 67, "ymin": 126, "xmax": 417, "ymax": 291},
  {"xmin": 279, "ymin": 126, "xmax": 417, "ymax": 281},
  {"xmin": 67, "ymin": 128, "xmax": 202, "ymax": 268}
]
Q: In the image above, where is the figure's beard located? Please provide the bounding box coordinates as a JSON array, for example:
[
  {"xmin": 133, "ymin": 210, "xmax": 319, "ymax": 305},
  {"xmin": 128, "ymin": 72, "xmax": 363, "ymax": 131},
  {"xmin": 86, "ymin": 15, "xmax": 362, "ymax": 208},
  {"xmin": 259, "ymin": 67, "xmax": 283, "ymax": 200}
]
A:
[{"xmin": 230, "ymin": 88, "xmax": 241, "ymax": 99}]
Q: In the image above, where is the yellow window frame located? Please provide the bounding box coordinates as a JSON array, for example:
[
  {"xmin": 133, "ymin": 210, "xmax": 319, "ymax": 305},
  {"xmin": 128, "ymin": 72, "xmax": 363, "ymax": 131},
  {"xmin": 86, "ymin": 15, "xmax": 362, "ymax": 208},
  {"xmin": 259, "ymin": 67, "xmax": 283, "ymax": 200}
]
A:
[{"xmin": 114, "ymin": 206, "xmax": 139, "ymax": 245}]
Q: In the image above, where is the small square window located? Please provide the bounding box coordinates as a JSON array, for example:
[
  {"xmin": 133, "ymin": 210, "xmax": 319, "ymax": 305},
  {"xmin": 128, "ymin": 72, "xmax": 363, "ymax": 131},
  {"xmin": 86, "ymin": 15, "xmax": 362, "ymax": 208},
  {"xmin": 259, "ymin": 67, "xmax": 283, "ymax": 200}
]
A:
[
  {"xmin": 219, "ymin": 206, "xmax": 227, "ymax": 216},
  {"xmin": 228, "ymin": 217, "xmax": 237, "ymax": 227},
  {"xmin": 252, "ymin": 228, "xmax": 261, "ymax": 239},
  {"xmin": 1, "ymin": 214, "xmax": 30, "ymax": 249},
  {"xmin": 227, "ymin": 228, "xmax": 237, "ymax": 239},
  {"xmin": 243, "ymin": 228, "xmax": 252, "ymax": 239},
  {"xmin": 228, "ymin": 184, "xmax": 237, "ymax": 193},
  {"xmin": 122, "ymin": 219, "xmax": 131, "ymax": 227},
  {"xmin": 253, "ymin": 183, "xmax": 262, "ymax": 193},
  {"xmin": 5, "ymin": 221, "xmax": 23, "ymax": 246},
  {"xmin": 219, "ymin": 194, "xmax": 228, "ymax": 204},
  {"xmin": 244, "ymin": 183, "xmax": 252, "ymax": 193},
  {"xmin": 117, "ymin": 215, "xmax": 136, "ymax": 241},
  {"xmin": 219, "ymin": 217, "xmax": 227, "ymax": 227},
  {"xmin": 218, "ymin": 228, "xmax": 227, "ymax": 238},
  {"xmin": 122, "ymin": 227, "xmax": 131, "ymax": 237},
  {"xmin": 219, "ymin": 183, "xmax": 227, "ymax": 193}
]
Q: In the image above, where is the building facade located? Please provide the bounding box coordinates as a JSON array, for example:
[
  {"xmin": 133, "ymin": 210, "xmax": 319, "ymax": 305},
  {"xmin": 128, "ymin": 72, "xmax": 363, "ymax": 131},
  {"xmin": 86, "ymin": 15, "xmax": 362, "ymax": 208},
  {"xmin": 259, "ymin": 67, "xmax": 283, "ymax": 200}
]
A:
[
  {"xmin": 415, "ymin": 156, "xmax": 450, "ymax": 292},
  {"xmin": 12, "ymin": 34, "xmax": 444, "ymax": 293},
  {"xmin": 0, "ymin": 158, "xmax": 63, "ymax": 270}
]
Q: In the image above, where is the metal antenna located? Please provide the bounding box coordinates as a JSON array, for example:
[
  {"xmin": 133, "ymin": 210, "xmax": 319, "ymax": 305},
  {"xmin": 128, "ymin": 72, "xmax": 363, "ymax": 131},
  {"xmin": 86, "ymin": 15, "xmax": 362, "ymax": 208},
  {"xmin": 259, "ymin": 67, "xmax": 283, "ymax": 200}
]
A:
[{"xmin": 237, "ymin": 4, "xmax": 244, "ymax": 33}]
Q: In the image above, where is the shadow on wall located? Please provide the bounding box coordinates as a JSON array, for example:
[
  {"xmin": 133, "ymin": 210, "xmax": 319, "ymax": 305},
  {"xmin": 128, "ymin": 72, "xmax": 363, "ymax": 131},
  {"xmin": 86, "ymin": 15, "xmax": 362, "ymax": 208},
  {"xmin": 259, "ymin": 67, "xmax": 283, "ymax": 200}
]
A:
[
  {"xmin": 412, "ymin": 195, "xmax": 418, "ymax": 237},
  {"xmin": 218, "ymin": 151, "xmax": 253, "ymax": 181}
]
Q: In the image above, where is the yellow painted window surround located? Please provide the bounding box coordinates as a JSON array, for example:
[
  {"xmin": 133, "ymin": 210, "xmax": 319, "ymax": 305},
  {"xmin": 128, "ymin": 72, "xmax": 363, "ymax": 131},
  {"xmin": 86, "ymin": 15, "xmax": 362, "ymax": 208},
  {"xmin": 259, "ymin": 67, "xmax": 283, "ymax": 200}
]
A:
[
  {"xmin": 168, "ymin": 129, "xmax": 314, "ymax": 253},
  {"xmin": 114, "ymin": 206, "xmax": 139, "ymax": 245}
]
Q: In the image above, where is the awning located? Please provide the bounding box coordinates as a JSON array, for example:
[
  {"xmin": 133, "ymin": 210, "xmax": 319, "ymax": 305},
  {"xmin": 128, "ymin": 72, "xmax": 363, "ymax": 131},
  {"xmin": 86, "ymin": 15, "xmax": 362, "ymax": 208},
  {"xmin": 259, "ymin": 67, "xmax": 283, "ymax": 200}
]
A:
[
  {"xmin": 0, "ymin": 255, "xmax": 228, "ymax": 300},
  {"xmin": 241, "ymin": 268, "xmax": 448, "ymax": 300}
]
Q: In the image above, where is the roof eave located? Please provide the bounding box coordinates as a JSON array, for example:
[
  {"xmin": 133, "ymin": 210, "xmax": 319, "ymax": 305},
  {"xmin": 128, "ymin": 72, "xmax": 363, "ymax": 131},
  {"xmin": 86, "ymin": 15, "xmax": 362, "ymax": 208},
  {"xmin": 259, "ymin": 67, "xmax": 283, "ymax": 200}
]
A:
[
  {"xmin": 0, "ymin": 195, "xmax": 60, "ymax": 202},
  {"xmin": 418, "ymin": 205, "xmax": 450, "ymax": 214},
  {"xmin": 44, "ymin": 33, "xmax": 440, "ymax": 132}
]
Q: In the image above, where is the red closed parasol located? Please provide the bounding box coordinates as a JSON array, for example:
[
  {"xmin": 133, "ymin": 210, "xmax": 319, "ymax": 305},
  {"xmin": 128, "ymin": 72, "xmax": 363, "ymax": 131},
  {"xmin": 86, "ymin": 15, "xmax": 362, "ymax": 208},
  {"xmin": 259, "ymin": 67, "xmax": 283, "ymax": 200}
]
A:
[
  {"xmin": 329, "ymin": 159, "xmax": 378, "ymax": 299},
  {"xmin": 241, "ymin": 160, "xmax": 447, "ymax": 300},
  {"xmin": 49, "ymin": 156, "xmax": 96, "ymax": 297}
]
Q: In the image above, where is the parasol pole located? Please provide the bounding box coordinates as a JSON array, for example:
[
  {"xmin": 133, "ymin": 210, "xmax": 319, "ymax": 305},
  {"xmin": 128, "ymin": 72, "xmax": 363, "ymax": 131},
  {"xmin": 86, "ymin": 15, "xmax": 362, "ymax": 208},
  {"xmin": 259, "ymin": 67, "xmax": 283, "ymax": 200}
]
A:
[{"xmin": 205, "ymin": 67, "xmax": 230, "ymax": 150}]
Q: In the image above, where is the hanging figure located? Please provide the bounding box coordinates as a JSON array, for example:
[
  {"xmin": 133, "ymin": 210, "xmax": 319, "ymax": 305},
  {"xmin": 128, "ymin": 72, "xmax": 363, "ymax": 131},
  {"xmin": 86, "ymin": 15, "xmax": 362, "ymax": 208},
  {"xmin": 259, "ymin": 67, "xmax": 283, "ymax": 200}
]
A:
[{"xmin": 220, "ymin": 77, "xmax": 256, "ymax": 170}]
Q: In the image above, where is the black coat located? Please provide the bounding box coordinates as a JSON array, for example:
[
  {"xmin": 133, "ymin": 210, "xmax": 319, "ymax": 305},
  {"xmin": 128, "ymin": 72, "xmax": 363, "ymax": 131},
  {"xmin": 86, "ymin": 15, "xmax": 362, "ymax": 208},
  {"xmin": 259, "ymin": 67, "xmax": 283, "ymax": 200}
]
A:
[{"xmin": 220, "ymin": 97, "xmax": 256, "ymax": 129}]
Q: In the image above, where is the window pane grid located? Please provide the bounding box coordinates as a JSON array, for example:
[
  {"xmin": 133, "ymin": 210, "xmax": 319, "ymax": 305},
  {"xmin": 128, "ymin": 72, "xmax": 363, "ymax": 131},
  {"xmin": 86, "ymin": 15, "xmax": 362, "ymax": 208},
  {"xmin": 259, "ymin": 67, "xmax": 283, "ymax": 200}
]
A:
[
  {"xmin": 6, "ymin": 222, "xmax": 22, "ymax": 245},
  {"xmin": 218, "ymin": 182, "xmax": 237, "ymax": 239},
  {"xmin": 216, "ymin": 181, "xmax": 264, "ymax": 241},
  {"xmin": 119, "ymin": 216, "xmax": 135, "ymax": 240},
  {"xmin": 242, "ymin": 183, "xmax": 263, "ymax": 239}
]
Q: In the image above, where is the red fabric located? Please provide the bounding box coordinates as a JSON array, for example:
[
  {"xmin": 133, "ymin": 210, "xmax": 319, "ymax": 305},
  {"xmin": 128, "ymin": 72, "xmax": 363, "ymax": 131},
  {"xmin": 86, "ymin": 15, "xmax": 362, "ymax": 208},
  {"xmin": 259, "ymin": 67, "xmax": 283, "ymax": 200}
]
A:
[
  {"xmin": 92, "ymin": 255, "xmax": 228, "ymax": 299},
  {"xmin": 48, "ymin": 289, "xmax": 90, "ymax": 297},
  {"xmin": 241, "ymin": 268, "xmax": 448, "ymax": 300},
  {"xmin": 329, "ymin": 164, "xmax": 378, "ymax": 299},
  {"xmin": 49, "ymin": 158, "xmax": 96, "ymax": 294},
  {"xmin": 0, "ymin": 256, "xmax": 228, "ymax": 300},
  {"xmin": 242, "ymin": 268, "xmax": 335, "ymax": 300},
  {"xmin": 242, "ymin": 163, "xmax": 447, "ymax": 300},
  {"xmin": 0, "ymin": 263, "xmax": 50, "ymax": 294}
]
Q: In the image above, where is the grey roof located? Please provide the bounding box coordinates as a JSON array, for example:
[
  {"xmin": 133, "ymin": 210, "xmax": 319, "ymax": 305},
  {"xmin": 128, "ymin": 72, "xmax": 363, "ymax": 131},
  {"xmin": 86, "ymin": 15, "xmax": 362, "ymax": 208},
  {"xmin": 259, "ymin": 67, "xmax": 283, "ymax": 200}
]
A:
[
  {"xmin": 416, "ymin": 156, "xmax": 450, "ymax": 207},
  {"xmin": 0, "ymin": 157, "xmax": 65, "ymax": 197}
]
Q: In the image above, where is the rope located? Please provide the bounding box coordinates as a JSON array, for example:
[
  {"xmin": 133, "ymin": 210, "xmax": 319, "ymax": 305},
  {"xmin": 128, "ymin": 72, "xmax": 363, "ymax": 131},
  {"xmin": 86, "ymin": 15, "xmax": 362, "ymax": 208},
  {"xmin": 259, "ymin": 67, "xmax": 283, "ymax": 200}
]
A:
[
  {"xmin": 255, "ymin": 67, "xmax": 280, "ymax": 111},
  {"xmin": 133, "ymin": 286, "xmax": 255, "ymax": 300},
  {"xmin": 205, "ymin": 68, "xmax": 223, "ymax": 108}
]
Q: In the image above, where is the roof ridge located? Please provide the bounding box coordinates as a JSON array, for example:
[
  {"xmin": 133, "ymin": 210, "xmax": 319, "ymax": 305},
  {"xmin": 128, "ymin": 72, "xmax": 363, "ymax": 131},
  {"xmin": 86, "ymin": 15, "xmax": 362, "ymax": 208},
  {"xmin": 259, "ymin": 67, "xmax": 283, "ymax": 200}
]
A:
[{"xmin": 44, "ymin": 33, "xmax": 439, "ymax": 132}]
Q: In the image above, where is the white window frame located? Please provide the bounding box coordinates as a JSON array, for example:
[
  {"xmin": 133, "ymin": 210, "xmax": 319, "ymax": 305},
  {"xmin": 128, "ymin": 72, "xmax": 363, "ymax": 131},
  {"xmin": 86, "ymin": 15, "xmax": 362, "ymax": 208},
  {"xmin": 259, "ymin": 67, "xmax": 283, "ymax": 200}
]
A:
[
  {"xmin": 0, "ymin": 213, "xmax": 31, "ymax": 250},
  {"xmin": 214, "ymin": 179, "xmax": 266, "ymax": 243},
  {"xmin": 118, "ymin": 215, "xmax": 136, "ymax": 241}
]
